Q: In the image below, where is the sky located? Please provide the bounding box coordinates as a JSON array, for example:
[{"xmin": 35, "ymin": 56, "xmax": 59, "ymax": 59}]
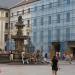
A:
[{"xmin": 0, "ymin": 0, "xmax": 23, "ymax": 8}]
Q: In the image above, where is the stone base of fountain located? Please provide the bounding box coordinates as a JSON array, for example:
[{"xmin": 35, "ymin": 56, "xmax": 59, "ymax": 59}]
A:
[{"xmin": 12, "ymin": 51, "xmax": 21, "ymax": 60}]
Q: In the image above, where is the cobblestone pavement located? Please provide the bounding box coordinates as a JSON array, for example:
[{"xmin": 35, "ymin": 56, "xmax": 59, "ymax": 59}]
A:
[{"xmin": 0, "ymin": 64, "xmax": 75, "ymax": 75}]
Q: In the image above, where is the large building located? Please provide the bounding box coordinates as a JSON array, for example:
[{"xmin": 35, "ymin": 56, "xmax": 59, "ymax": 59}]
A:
[
  {"xmin": 0, "ymin": 7, "xmax": 9, "ymax": 50},
  {"xmin": 9, "ymin": 0, "xmax": 39, "ymax": 51},
  {"xmin": 31, "ymin": 0, "xmax": 75, "ymax": 57},
  {"xmin": 0, "ymin": 0, "xmax": 75, "ymax": 58}
]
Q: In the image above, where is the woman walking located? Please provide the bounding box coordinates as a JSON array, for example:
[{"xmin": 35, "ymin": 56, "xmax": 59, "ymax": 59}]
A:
[{"xmin": 51, "ymin": 56, "xmax": 59, "ymax": 75}]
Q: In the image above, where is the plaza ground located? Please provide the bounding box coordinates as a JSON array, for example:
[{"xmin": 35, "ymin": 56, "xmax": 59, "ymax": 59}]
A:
[{"xmin": 0, "ymin": 63, "xmax": 75, "ymax": 75}]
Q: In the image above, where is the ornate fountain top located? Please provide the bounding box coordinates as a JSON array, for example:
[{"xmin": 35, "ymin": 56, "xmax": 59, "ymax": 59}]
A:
[
  {"xmin": 15, "ymin": 16, "xmax": 25, "ymax": 28},
  {"xmin": 18, "ymin": 16, "xmax": 23, "ymax": 24}
]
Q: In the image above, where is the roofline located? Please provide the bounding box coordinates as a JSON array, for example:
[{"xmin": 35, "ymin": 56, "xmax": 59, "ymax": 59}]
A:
[
  {"xmin": 10, "ymin": 0, "xmax": 40, "ymax": 9},
  {"xmin": 9, "ymin": 0, "xmax": 24, "ymax": 9},
  {"xmin": 0, "ymin": 8, "xmax": 9, "ymax": 10}
]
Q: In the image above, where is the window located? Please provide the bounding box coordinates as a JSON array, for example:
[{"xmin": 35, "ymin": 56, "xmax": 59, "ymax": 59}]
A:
[
  {"xmin": 48, "ymin": 3, "xmax": 52, "ymax": 8},
  {"xmin": 1, "ymin": 11, "xmax": 5, "ymax": 17},
  {"xmin": 48, "ymin": 16, "xmax": 51, "ymax": 24},
  {"xmin": 48, "ymin": 30, "xmax": 51, "ymax": 44},
  {"xmin": 41, "ymin": 5, "xmax": 44, "ymax": 10},
  {"xmin": 28, "ymin": 8, "xmax": 30, "ymax": 13},
  {"xmin": 33, "ymin": 18, "xmax": 37, "ymax": 26},
  {"xmin": 17, "ymin": 11, "xmax": 19, "ymax": 16},
  {"xmin": 17, "ymin": 11, "xmax": 22, "ymax": 15},
  {"xmin": 0, "ymin": 11, "xmax": 1, "ymax": 17},
  {"xmin": 11, "ymin": 13, "xmax": 13, "ymax": 17},
  {"xmin": 41, "ymin": 17, "xmax": 43, "ymax": 25},
  {"xmin": 64, "ymin": 0, "xmax": 70, "ymax": 4},
  {"xmin": 56, "ymin": 29, "xmax": 60, "ymax": 41},
  {"xmin": 34, "ymin": 6, "xmax": 37, "ymax": 11},
  {"xmin": 58, "ymin": 0, "xmax": 61, "ymax": 6},
  {"xmin": 33, "ymin": 32, "xmax": 37, "ymax": 43},
  {"xmin": 22, "ymin": 10, "xmax": 24, "ymax": 15},
  {"xmin": 40, "ymin": 31, "xmax": 43, "ymax": 43},
  {"xmin": 66, "ymin": 12, "xmax": 70, "ymax": 22},
  {"xmin": 5, "ymin": 23, "xmax": 9, "ymax": 29},
  {"xmin": 11, "ymin": 23, "xmax": 13, "ymax": 29},
  {"xmin": 5, "ymin": 34, "xmax": 8, "ymax": 41},
  {"xmin": 27, "ymin": 20, "xmax": 30, "ymax": 27},
  {"xmin": 57, "ymin": 14, "xmax": 60, "ymax": 23},
  {"xmin": 66, "ymin": 28, "xmax": 70, "ymax": 41},
  {"xmin": 67, "ymin": 0, "xmax": 70, "ymax": 4},
  {"xmin": 27, "ymin": 32, "xmax": 29, "ymax": 36},
  {"xmin": 6, "ymin": 12, "xmax": 8, "ymax": 17}
]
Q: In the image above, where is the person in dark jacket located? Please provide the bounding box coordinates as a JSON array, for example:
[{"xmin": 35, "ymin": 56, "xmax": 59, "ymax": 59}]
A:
[{"xmin": 51, "ymin": 56, "xmax": 59, "ymax": 75}]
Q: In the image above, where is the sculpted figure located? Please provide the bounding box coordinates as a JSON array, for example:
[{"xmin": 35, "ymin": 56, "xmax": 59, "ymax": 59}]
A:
[{"xmin": 18, "ymin": 16, "xmax": 23, "ymax": 24}]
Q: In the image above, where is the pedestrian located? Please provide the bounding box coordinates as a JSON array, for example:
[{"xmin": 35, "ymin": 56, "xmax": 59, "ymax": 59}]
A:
[
  {"xmin": 69, "ymin": 54, "xmax": 72, "ymax": 64},
  {"xmin": 45, "ymin": 53, "xmax": 48, "ymax": 58},
  {"xmin": 51, "ymin": 56, "xmax": 59, "ymax": 75},
  {"xmin": 44, "ymin": 53, "xmax": 48, "ymax": 63},
  {"xmin": 9, "ymin": 51, "xmax": 13, "ymax": 62},
  {"xmin": 70, "ymin": 53, "xmax": 73, "ymax": 61},
  {"xmin": 62, "ymin": 53, "xmax": 66, "ymax": 60},
  {"xmin": 66, "ymin": 54, "xmax": 72, "ymax": 64},
  {"xmin": 21, "ymin": 51, "xmax": 25, "ymax": 64}
]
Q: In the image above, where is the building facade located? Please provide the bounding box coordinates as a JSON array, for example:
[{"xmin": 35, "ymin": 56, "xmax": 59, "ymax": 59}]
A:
[
  {"xmin": 1, "ymin": 0, "xmax": 75, "ymax": 58},
  {"xmin": 0, "ymin": 7, "xmax": 9, "ymax": 50},
  {"xmin": 31, "ymin": 0, "xmax": 75, "ymax": 57},
  {"xmin": 9, "ymin": 0, "xmax": 38, "ymax": 51}
]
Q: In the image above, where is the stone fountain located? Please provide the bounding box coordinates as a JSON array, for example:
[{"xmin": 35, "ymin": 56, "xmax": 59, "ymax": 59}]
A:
[{"xmin": 12, "ymin": 16, "xmax": 29, "ymax": 59}]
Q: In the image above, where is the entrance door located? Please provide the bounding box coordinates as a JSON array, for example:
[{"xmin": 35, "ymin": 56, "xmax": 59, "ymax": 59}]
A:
[
  {"xmin": 73, "ymin": 50, "xmax": 75, "ymax": 58},
  {"xmin": 50, "ymin": 42, "xmax": 60, "ymax": 58},
  {"xmin": 54, "ymin": 43, "xmax": 60, "ymax": 52},
  {"xmin": 73, "ymin": 48, "xmax": 75, "ymax": 58},
  {"xmin": 71, "ymin": 47, "xmax": 75, "ymax": 59}
]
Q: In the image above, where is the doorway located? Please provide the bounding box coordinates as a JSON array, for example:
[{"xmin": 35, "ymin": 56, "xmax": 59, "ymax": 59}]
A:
[
  {"xmin": 50, "ymin": 42, "xmax": 60, "ymax": 58},
  {"xmin": 71, "ymin": 47, "xmax": 75, "ymax": 59},
  {"xmin": 52, "ymin": 42, "xmax": 60, "ymax": 52}
]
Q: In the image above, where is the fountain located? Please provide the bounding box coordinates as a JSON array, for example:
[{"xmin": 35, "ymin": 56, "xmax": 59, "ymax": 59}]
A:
[{"xmin": 12, "ymin": 16, "xmax": 29, "ymax": 59}]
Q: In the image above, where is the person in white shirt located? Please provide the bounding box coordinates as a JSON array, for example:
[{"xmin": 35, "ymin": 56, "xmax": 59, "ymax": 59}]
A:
[
  {"xmin": 21, "ymin": 51, "xmax": 25, "ymax": 64},
  {"xmin": 10, "ymin": 51, "xmax": 13, "ymax": 61}
]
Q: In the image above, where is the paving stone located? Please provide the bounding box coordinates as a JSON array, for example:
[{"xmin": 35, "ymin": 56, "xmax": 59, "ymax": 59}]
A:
[{"xmin": 0, "ymin": 64, "xmax": 75, "ymax": 75}]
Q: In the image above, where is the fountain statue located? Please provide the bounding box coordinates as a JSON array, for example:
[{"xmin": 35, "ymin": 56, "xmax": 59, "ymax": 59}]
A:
[{"xmin": 12, "ymin": 16, "xmax": 29, "ymax": 59}]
